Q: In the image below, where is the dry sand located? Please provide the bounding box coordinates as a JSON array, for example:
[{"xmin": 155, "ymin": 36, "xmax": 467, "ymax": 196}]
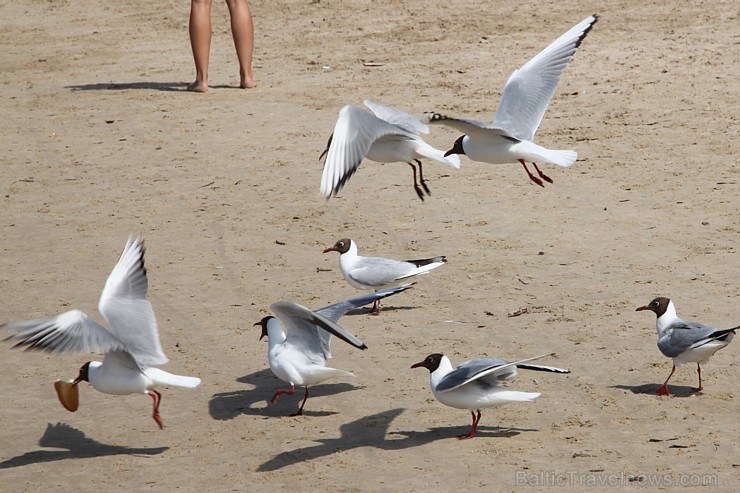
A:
[{"xmin": 1, "ymin": 0, "xmax": 738, "ymax": 491}]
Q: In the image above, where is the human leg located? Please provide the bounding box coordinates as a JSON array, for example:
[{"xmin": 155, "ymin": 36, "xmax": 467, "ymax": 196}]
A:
[
  {"xmin": 225, "ymin": 0, "xmax": 256, "ymax": 88},
  {"xmin": 188, "ymin": 0, "xmax": 213, "ymax": 92}
]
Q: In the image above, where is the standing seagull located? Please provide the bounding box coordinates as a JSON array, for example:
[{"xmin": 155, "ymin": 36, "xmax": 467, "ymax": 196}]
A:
[
  {"xmin": 411, "ymin": 353, "xmax": 569, "ymax": 439},
  {"xmin": 256, "ymin": 286, "xmax": 410, "ymax": 416},
  {"xmin": 1, "ymin": 237, "xmax": 201, "ymax": 429},
  {"xmin": 424, "ymin": 14, "xmax": 598, "ymax": 187},
  {"xmin": 636, "ymin": 297, "xmax": 736, "ymax": 396},
  {"xmin": 323, "ymin": 238, "xmax": 446, "ymax": 315},
  {"xmin": 320, "ymin": 100, "xmax": 461, "ymax": 201}
]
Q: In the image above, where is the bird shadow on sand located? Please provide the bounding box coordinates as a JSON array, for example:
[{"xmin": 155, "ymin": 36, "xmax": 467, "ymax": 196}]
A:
[
  {"xmin": 0, "ymin": 422, "xmax": 168, "ymax": 469},
  {"xmin": 341, "ymin": 305, "xmax": 418, "ymax": 317},
  {"xmin": 65, "ymin": 81, "xmax": 246, "ymax": 92},
  {"xmin": 611, "ymin": 384, "xmax": 701, "ymax": 398},
  {"xmin": 208, "ymin": 369, "xmax": 362, "ymax": 420},
  {"xmin": 258, "ymin": 408, "xmax": 536, "ymax": 472}
]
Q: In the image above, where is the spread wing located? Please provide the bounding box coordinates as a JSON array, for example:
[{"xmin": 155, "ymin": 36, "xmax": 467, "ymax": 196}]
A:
[
  {"xmin": 2, "ymin": 309, "xmax": 127, "ymax": 356},
  {"xmin": 423, "ymin": 113, "xmax": 515, "ymax": 141},
  {"xmin": 320, "ymin": 104, "xmax": 415, "ymax": 198},
  {"xmin": 98, "ymin": 236, "xmax": 167, "ymax": 366},
  {"xmin": 492, "ymin": 15, "xmax": 598, "ymax": 141},
  {"xmin": 316, "ymin": 284, "xmax": 413, "ymax": 323},
  {"xmin": 271, "ymin": 301, "xmax": 367, "ymax": 360},
  {"xmin": 363, "ymin": 100, "xmax": 429, "ymax": 135}
]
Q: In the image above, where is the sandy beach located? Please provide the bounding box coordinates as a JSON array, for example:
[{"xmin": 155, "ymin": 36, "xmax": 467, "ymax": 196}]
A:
[{"xmin": 1, "ymin": 0, "xmax": 738, "ymax": 491}]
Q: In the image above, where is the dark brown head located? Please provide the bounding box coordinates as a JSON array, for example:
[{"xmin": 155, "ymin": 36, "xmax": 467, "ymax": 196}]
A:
[
  {"xmin": 323, "ymin": 238, "xmax": 352, "ymax": 255},
  {"xmin": 255, "ymin": 317, "xmax": 272, "ymax": 341},
  {"xmin": 635, "ymin": 297, "xmax": 671, "ymax": 318},
  {"xmin": 73, "ymin": 362, "xmax": 91, "ymax": 385},
  {"xmin": 444, "ymin": 136, "xmax": 466, "ymax": 158},
  {"xmin": 411, "ymin": 353, "xmax": 444, "ymax": 372}
]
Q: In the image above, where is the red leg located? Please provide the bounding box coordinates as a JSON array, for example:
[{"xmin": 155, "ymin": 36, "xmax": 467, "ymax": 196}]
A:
[
  {"xmin": 370, "ymin": 299, "xmax": 381, "ymax": 316},
  {"xmin": 407, "ymin": 162, "xmax": 426, "ymax": 201},
  {"xmin": 271, "ymin": 384, "xmax": 296, "ymax": 404},
  {"xmin": 656, "ymin": 366, "xmax": 675, "ymax": 396},
  {"xmin": 692, "ymin": 364, "xmax": 703, "ymax": 393},
  {"xmin": 290, "ymin": 387, "xmax": 310, "ymax": 417},
  {"xmin": 519, "ymin": 160, "xmax": 545, "ymax": 188},
  {"xmin": 148, "ymin": 390, "xmax": 164, "ymax": 429},
  {"xmin": 531, "ymin": 162, "xmax": 553, "ymax": 184},
  {"xmin": 458, "ymin": 410, "xmax": 481, "ymax": 440}
]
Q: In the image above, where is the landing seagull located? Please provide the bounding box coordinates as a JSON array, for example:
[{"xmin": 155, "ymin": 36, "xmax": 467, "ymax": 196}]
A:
[
  {"xmin": 323, "ymin": 238, "xmax": 446, "ymax": 315},
  {"xmin": 424, "ymin": 14, "xmax": 598, "ymax": 187},
  {"xmin": 320, "ymin": 100, "xmax": 460, "ymax": 201},
  {"xmin": 411, "ymin": 353, "xmax": 569, "ymax": 439},
  {"xmin": 2, "ymin": 236, "xmax": 201, "ymax": 429},
  {"xmin": 256, "ymin": 285, "xmax": 411, "ymax": 415},
  {"xmin": 636, "ymin": 297, "xmax": 736, "ymax": 395}
]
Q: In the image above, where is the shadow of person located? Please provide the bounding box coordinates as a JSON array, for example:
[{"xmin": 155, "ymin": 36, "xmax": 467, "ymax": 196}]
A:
[
  {"xmin": 208, "ymin": 369, "xmax": 362, "ymax": 420},
  {"xmin": 257, "ymin": 409, "xmax": 538, "ymax": 471},
  {"xmin": 610, "ymin": 383, "xmax": 702, "ymax": 397},
  {"xmin": 65, "ymin": 82, "xmax": 189, "ymax": 92},
  {"xmin": 0, "ymin": 422, "xmax": 168, "ymax": 469}
]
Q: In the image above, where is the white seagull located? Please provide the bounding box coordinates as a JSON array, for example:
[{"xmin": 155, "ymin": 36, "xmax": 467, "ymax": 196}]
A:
[
  {"xmin": 1, "ymin": 236, "xmax": 201, "ymax": 429},
  {"xmin": 423, "ymin": 14, "xmax": 598, "ymax": 187},
  {"xmin": 256, "ymin": 285, "xmax": 411, "ymax": 415},
  {"xmin": 411, "ymin": 353, "xmax": 569, "ymax": 439},
  {"xmin": 319, "ymin": 100, "xmax": 461, "ymax": 201},
  {"xmin": 636, "ymin": 297, "xmax": 736, "ymax": 396},
  {"xmin": 323, "ymin": 238, "xmax": 446, "ymax": 315}
]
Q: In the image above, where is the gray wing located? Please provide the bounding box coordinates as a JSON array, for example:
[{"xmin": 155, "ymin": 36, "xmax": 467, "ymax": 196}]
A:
[
  {"xmin": 492, "ymin": 15, "xmax": 598, "ymax": 141},
  {"xmin": 423, "ymin": 113, "xmax": 515, "ymax": 141},
  {"xmin": 271, "ymin": 301, "xmax": 367, "ymax": 360},
  {"xmin": 98, "ymin": 236, "xmax": 168, "ymax": 367},
  {"xmin": 436, "ymin": 354, "xmax": 554, "ymax": 392},
  {"xmin": 102, "ymin": 349, "xmax": 144, "ymax": 373},
  {"xmin": 364, "ymin": 100, "xmax": 429, "ymax": 135},
  {"xmin": 2, "ymin": 309, "xmax": 127, "ymax": 356},
  {"xmin": 320, "ymin": 105, "xmax": 415, "ymax": 198},
  {"xmin": 316, "ymin": 284, "xmax": 414, "ymax": 323},
  {"xmin": 346, "ymin": 257, "xmax": 419, "ymax": 287},
  {"xmin": 659, "ymin": 321, "xmax": 723, "ymax": 358}
]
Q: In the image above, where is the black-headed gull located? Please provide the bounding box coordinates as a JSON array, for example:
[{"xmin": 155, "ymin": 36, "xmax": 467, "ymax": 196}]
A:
[
  {"xmin": 423, "ymin": 14, "xmax": 598, "ymax": 187},
  {"xmin": 323, "ymin": 238, "xmax": 446, "ymax": 315},
  {"xmin": 636, "ymin": 297, "xmax": 737, "ymax": 396},
  {"xmin": 411, "ymin": 353, "xmax": 569, "ymax": 439},
  {"xmin": 2, "ymin": 237, "xmax": 201, "ymax": 429},
  {"xmin": 319, "ymin": 100, "xmax": 461, "ymax": 201},
  {"xmin": 255, "ymin": 285, "xmax": 411, "ymax": 416}
]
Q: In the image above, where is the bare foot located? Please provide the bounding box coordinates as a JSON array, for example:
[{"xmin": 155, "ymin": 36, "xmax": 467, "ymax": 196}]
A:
[
  {"xmin": 240, "ymin": 77, "xmax": 257, "ymax": 89},
  {"xmin": 187, "ymin": 81, "xmax": 208, "ymax": 93}
]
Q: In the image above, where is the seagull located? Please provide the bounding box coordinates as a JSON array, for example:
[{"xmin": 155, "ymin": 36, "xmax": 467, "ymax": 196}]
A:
[
  {"xmin": 255, "ymin": 285, "xmax": 411, "ymax": 416},
  {"xmin": 323, "ymin": 238, "xmax": 446, "ymax": 315},
  {"xmin": 319, "ymin": 100, "xmax": 461, "ymax": 201},
  {"xmin": 423, "ymin": 14, "xmax": 598, "ymax": 187},
  {"xmin": 411, "ymin": 353, "xmax": 569, "ymax": 439},
  {"xmin": 636, "ymin": 297, "xmax": 737, "ymax": 396},
  {"xmin": 1, "ymin": 236, "xmax": 201, "ymax": 429}
]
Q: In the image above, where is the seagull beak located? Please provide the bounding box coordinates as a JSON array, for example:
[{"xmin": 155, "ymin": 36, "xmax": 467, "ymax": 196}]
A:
[
  {"xmin": 635, "ymin": 306, "xmax": 649, "ymax": 312},
  {"xmin": 72, "ymin": 376, "xmax": 82, "ymax": 386},
  {"xmin": 322, "ymin": 247, "xmax": 334, "ymax": 254},
  {"xmin": 410, "ymin": 361, "xmax": 425, "ymax": 369}
]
